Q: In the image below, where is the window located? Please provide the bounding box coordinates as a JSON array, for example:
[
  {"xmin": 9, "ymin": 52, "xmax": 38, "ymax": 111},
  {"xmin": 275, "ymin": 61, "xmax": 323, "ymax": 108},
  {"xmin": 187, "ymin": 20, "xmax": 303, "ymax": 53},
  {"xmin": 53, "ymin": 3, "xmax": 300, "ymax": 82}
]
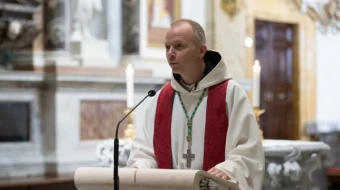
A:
[{"xmin": 0, "ymin": 102, "xmax": 30, "ymax": 142}]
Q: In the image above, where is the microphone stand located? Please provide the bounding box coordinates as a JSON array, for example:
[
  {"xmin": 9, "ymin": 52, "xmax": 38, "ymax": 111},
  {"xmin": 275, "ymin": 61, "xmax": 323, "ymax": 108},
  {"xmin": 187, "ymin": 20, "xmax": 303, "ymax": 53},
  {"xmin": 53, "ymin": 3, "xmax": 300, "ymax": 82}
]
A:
[{"xmin": 113, "ymin": 93, "xmax": 154, "ymax": 190}]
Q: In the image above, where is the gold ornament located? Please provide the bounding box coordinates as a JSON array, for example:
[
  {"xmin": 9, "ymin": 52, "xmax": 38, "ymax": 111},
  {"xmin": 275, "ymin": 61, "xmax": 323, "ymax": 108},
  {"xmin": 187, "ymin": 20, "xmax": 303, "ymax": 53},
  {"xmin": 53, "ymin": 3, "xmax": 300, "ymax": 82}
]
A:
[{"xmin": 221, "ymin": 0, "xmax": 243, "ymax": 18}]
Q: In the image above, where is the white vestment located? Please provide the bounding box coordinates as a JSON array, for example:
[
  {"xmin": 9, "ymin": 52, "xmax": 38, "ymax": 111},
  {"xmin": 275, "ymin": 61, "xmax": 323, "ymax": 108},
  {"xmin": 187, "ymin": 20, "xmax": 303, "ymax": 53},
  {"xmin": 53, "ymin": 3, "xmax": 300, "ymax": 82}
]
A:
[{"xmin": 126, "ymin": 51, "xmax": 265, "ymax": 190}]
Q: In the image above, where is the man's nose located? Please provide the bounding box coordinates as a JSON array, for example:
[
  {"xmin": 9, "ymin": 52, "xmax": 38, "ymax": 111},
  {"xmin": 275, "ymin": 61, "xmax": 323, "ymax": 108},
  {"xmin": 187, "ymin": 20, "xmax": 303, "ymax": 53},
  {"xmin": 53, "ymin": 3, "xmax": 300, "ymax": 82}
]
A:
[{"xmin": 167, "ymin": 47, "xmax": 175, "ymax": 58}]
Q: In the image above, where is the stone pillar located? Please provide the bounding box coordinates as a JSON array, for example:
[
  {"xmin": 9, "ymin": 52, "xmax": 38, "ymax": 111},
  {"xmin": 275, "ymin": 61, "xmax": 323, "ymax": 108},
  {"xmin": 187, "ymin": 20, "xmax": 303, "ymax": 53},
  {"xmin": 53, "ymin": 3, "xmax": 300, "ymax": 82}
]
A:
[
  {"xmin": 40, "ymin": 0, "xmax": 62, "ymax": 168},
  {"xmin": 205, "ymin": 0, "xmax": 215, "ymax": 49},
  {"xmin": 40, "ymin": 0, "xmax": 73, "ymax": 175},
  {"xmin": 43, "ymin": 0, "xmax": 77, "ymax": 66},
  {"xmin": 108, "ymin": 0, "xmax": 122, "ymax": 67},
  {"xmin": 40, "ymin": 73, "xmax": 58, "ymax": 175},
  {"xmin": 44, "ymin": 0, "xmax": 66, "ymax": 50},
  {"xmin": 122, "ymin": 0, "xmax": 140, "ymax": 55}
]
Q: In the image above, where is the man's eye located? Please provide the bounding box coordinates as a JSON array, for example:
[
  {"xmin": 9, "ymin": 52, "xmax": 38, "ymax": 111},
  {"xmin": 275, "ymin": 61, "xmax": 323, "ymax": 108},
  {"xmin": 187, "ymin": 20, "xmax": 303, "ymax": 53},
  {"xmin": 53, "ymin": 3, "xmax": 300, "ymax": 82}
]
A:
[{"xmin": 176, "ymin": 44, "xmax": 182, "ymax": 48}]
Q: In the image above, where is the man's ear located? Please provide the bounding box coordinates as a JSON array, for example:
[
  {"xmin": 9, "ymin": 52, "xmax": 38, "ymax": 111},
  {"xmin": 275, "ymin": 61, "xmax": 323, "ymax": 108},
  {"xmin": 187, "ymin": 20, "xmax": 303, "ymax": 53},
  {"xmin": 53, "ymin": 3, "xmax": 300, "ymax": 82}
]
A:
[{"xmin": 199, "ymin": 44, "xmax": 207, "ymax": 59}]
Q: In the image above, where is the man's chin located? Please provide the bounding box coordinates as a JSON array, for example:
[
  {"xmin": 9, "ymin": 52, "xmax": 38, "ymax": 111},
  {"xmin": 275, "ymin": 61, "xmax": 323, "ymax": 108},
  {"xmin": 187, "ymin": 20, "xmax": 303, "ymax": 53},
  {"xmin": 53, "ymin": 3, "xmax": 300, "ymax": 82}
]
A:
[
  {"xmin": 170, "ymin": 66, "xmax": 180, "ymax": 74},
  {"xmin": 172, "ymin": 70, "xmax": 180, "ymax": 74}
]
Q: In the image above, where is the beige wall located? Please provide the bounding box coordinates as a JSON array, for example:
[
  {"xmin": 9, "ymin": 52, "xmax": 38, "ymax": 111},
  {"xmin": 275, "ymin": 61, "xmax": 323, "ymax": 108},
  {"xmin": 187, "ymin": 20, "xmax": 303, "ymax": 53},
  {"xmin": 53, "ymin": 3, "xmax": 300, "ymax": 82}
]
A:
[
  {"xmin": 213, "ymin": 1, "xmax": 247, "ymax": 79},
  {"xmin": 213, "ymin": 0, "xmax": 316, "ymax": 140}
]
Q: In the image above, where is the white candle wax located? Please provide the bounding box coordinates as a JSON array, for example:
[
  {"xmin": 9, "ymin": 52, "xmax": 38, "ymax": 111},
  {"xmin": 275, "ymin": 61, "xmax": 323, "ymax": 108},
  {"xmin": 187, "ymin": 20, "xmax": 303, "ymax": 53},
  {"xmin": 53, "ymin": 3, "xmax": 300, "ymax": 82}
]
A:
[{"xmin": 252, "ymin": 60, "xmax": 261, "ymax": 107}]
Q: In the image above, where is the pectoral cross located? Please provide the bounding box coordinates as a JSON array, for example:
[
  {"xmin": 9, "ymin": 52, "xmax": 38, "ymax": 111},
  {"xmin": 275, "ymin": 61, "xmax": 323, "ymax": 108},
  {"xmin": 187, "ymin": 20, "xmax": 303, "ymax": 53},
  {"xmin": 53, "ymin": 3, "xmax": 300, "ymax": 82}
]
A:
[{"xmin": 183, "ymin": 148, "xmax": 195, "ymax": 168}]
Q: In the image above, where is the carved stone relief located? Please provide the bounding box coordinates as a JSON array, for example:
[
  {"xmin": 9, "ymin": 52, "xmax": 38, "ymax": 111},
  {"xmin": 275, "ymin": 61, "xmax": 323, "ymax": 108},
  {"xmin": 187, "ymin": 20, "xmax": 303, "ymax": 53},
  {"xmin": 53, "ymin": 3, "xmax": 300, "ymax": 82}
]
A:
[
  {"xmin": 220, "ymin": 0, "xmax": 244, "ymax": 18},
  {"xmin": 70, "ymin": 0, "xmax": 103, "ymax": 41},
  {"xmin": 0, "ymin": 0, "xmax": 41, "ymax": 69},
  {"xmin": 263, "ymin": 140, "xmax": 330, "ymax": 190},
  {"xmin": 122, "ymin": 0, "xmax": 139, "ymax": 54},
  {"xmin": 44, "ymin": 0, "xmax": 67, "ymax": 50},
  {"xmin": 295, "ymin": 0, "xmax": 340, "ymax": 34}
]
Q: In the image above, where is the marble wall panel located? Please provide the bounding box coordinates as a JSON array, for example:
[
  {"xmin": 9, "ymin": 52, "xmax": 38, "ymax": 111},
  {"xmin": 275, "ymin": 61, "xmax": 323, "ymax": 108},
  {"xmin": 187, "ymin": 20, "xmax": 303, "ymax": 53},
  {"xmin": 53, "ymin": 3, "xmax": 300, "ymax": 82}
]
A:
[{"xmin": 80, "ymin": 100, "xmax": 128, "ymax": 140}]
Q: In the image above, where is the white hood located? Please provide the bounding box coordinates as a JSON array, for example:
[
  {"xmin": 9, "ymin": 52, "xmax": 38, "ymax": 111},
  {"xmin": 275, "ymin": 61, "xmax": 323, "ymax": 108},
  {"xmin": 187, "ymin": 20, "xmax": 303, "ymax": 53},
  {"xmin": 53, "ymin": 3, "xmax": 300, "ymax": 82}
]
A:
[{"xmin": 170, "ymin": 50, "xmax": 232, "ymax": 93}]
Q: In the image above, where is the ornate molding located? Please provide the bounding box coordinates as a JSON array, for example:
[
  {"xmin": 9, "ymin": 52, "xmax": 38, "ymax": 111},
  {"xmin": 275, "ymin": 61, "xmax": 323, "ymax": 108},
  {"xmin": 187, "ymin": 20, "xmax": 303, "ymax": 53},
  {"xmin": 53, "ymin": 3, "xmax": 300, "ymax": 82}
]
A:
[
  {"xmin": 96, "ymin": 139, "xmax": 132, "ymax": 167},
  {"xmin": 220, "ymin": 0, "xmax": 243, "ymax": 18},
  {"xmin": 263, "ymin": 140, "xmax": 330, "ymax": 189},
  {"xmin": 266, "ymin": 147, "xmax": 303, "ymax": 188},
  {"xmin": 295, "ymin": 0, "xmax": 340, "ymax": 34}
]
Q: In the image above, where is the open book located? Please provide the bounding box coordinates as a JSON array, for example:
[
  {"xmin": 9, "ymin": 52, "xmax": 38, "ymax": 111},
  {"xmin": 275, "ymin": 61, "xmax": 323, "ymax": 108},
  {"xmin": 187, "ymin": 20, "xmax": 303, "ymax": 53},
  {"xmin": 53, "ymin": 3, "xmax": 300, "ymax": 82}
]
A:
[{"xmin": 74, "ymin": 167, "xmax": 238, "ymax": 190}]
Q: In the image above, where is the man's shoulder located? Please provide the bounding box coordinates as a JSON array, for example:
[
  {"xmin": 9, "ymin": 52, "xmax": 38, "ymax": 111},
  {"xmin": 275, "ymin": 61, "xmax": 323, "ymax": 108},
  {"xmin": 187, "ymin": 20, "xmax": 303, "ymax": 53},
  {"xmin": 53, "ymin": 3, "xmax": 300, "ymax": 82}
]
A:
[
  {"xmin": 221, "ymin": 79, "xmax": 248, "ymax": 100},
  {"xmin": 226, "ymin": 79, "xmax": 246, "ymax": 92}
]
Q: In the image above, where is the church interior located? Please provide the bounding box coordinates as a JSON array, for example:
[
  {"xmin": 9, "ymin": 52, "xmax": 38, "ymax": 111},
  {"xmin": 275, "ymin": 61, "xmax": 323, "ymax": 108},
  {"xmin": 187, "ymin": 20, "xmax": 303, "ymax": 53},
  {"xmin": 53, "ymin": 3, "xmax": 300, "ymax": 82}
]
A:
[{"xmin": 1, "ymin": 0, "xmax": 340, "ymax": 189}]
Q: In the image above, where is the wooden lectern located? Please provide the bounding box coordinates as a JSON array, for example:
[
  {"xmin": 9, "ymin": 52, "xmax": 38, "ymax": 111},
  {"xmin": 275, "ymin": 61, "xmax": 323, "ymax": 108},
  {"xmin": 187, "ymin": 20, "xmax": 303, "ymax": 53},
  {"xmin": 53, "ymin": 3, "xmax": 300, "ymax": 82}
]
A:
[{"xmin": 74, "ymin": 167, "xmax": 239, "ymax": 190}]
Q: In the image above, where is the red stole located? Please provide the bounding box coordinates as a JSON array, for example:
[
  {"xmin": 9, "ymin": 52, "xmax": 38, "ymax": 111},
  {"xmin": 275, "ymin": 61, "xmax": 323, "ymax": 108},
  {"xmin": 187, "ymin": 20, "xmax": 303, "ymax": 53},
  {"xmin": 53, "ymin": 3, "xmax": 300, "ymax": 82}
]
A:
[{"xmin": 153, "ymin": 80, "xmax": 229, "ymax": 171}]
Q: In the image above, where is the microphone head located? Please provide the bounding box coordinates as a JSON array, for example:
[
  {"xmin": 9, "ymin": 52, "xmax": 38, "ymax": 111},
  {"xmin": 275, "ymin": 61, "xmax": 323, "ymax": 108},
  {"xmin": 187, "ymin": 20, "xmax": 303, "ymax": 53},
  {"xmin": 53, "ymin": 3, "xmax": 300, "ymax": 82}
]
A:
[{"xmin": 148, "ymin": 90, "xmax": 156, "ymax": 97}]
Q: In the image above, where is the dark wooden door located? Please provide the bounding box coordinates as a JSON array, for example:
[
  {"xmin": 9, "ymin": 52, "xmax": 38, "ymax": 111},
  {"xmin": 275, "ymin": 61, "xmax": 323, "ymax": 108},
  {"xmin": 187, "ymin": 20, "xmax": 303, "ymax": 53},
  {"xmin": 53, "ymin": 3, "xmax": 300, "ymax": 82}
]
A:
[{"xmin": 255, "ymin": 20, "xmax": 298, "ymax": 140}]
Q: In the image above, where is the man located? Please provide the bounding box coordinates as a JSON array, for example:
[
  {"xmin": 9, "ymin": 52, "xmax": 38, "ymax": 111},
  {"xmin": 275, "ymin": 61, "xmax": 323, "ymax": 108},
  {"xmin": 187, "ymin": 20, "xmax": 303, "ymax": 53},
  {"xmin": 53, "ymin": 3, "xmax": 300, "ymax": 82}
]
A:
[{"xmin": 126, "ymin": 19, "xmax": 264, "ymax": 190}]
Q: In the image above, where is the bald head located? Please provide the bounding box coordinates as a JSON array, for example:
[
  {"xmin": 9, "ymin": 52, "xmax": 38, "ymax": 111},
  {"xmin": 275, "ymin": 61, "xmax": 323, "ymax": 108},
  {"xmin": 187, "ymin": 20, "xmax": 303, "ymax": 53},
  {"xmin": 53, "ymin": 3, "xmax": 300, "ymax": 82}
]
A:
[
  {"xmin": 170, "ymin": 19, "xmax": 206, "ymax": 45},
  {"xmin": 164, "ymin": 18, "xmax": 208, "ymax": 80}
]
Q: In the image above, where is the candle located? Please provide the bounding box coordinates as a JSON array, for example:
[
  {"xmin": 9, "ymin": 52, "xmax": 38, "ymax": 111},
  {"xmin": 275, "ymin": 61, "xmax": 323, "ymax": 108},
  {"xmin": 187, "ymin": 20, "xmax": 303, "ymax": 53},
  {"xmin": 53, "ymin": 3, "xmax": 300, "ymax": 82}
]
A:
[
  {"xmin": 125, "ymin": 64, "xmax": 134, "ymax": 108},
  {"xmin": 252, "ymin": 60, "xmax": 261, "ymax": 107}
]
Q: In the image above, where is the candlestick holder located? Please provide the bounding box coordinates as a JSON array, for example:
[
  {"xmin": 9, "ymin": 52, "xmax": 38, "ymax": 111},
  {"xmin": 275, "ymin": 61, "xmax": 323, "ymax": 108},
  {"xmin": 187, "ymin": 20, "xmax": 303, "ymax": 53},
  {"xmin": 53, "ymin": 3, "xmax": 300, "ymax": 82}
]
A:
[
  {"xmin": 123, "ymin": 108, "xmax": 136, "ymax": 140},
  {"xmin": 253, "ymin": 107, "xmax": 265, "ymax": 140}
]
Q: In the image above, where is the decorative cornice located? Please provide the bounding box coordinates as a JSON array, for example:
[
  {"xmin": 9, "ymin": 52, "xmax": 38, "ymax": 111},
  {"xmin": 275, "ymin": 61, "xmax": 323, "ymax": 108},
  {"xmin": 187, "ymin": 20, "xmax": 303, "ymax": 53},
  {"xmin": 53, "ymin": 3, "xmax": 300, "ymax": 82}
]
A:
[{"xmin": 295, "ymin": 0, "xmax": 340, "ymax": 34}]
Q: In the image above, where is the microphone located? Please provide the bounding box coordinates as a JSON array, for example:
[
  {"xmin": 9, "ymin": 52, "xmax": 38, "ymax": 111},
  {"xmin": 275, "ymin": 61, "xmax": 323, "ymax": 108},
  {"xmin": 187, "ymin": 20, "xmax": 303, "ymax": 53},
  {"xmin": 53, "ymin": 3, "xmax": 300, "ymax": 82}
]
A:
[{"xmin": 113, "ymin": 90, "xmax": 156, "ymax": 190}]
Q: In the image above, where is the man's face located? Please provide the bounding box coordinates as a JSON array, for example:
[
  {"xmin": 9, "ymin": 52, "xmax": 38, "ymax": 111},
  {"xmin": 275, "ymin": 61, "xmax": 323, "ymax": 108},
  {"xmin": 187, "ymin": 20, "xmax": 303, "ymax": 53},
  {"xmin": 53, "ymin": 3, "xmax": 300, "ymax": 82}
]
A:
[{"xmin": 164, "ymin": 23, "xmax": 202, "ymax": 74}]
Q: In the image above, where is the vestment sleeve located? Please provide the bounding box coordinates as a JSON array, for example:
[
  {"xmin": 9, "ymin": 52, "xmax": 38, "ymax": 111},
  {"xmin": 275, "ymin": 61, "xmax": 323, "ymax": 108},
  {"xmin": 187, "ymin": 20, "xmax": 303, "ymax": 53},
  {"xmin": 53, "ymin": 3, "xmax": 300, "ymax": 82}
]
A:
[
  {"xmin": 126, "ymin": 95, "xmax": 158, "ymax": 169},
  {"xmin": 214, "ymin": 80, "xmax": 265, "ymax": 190}
]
